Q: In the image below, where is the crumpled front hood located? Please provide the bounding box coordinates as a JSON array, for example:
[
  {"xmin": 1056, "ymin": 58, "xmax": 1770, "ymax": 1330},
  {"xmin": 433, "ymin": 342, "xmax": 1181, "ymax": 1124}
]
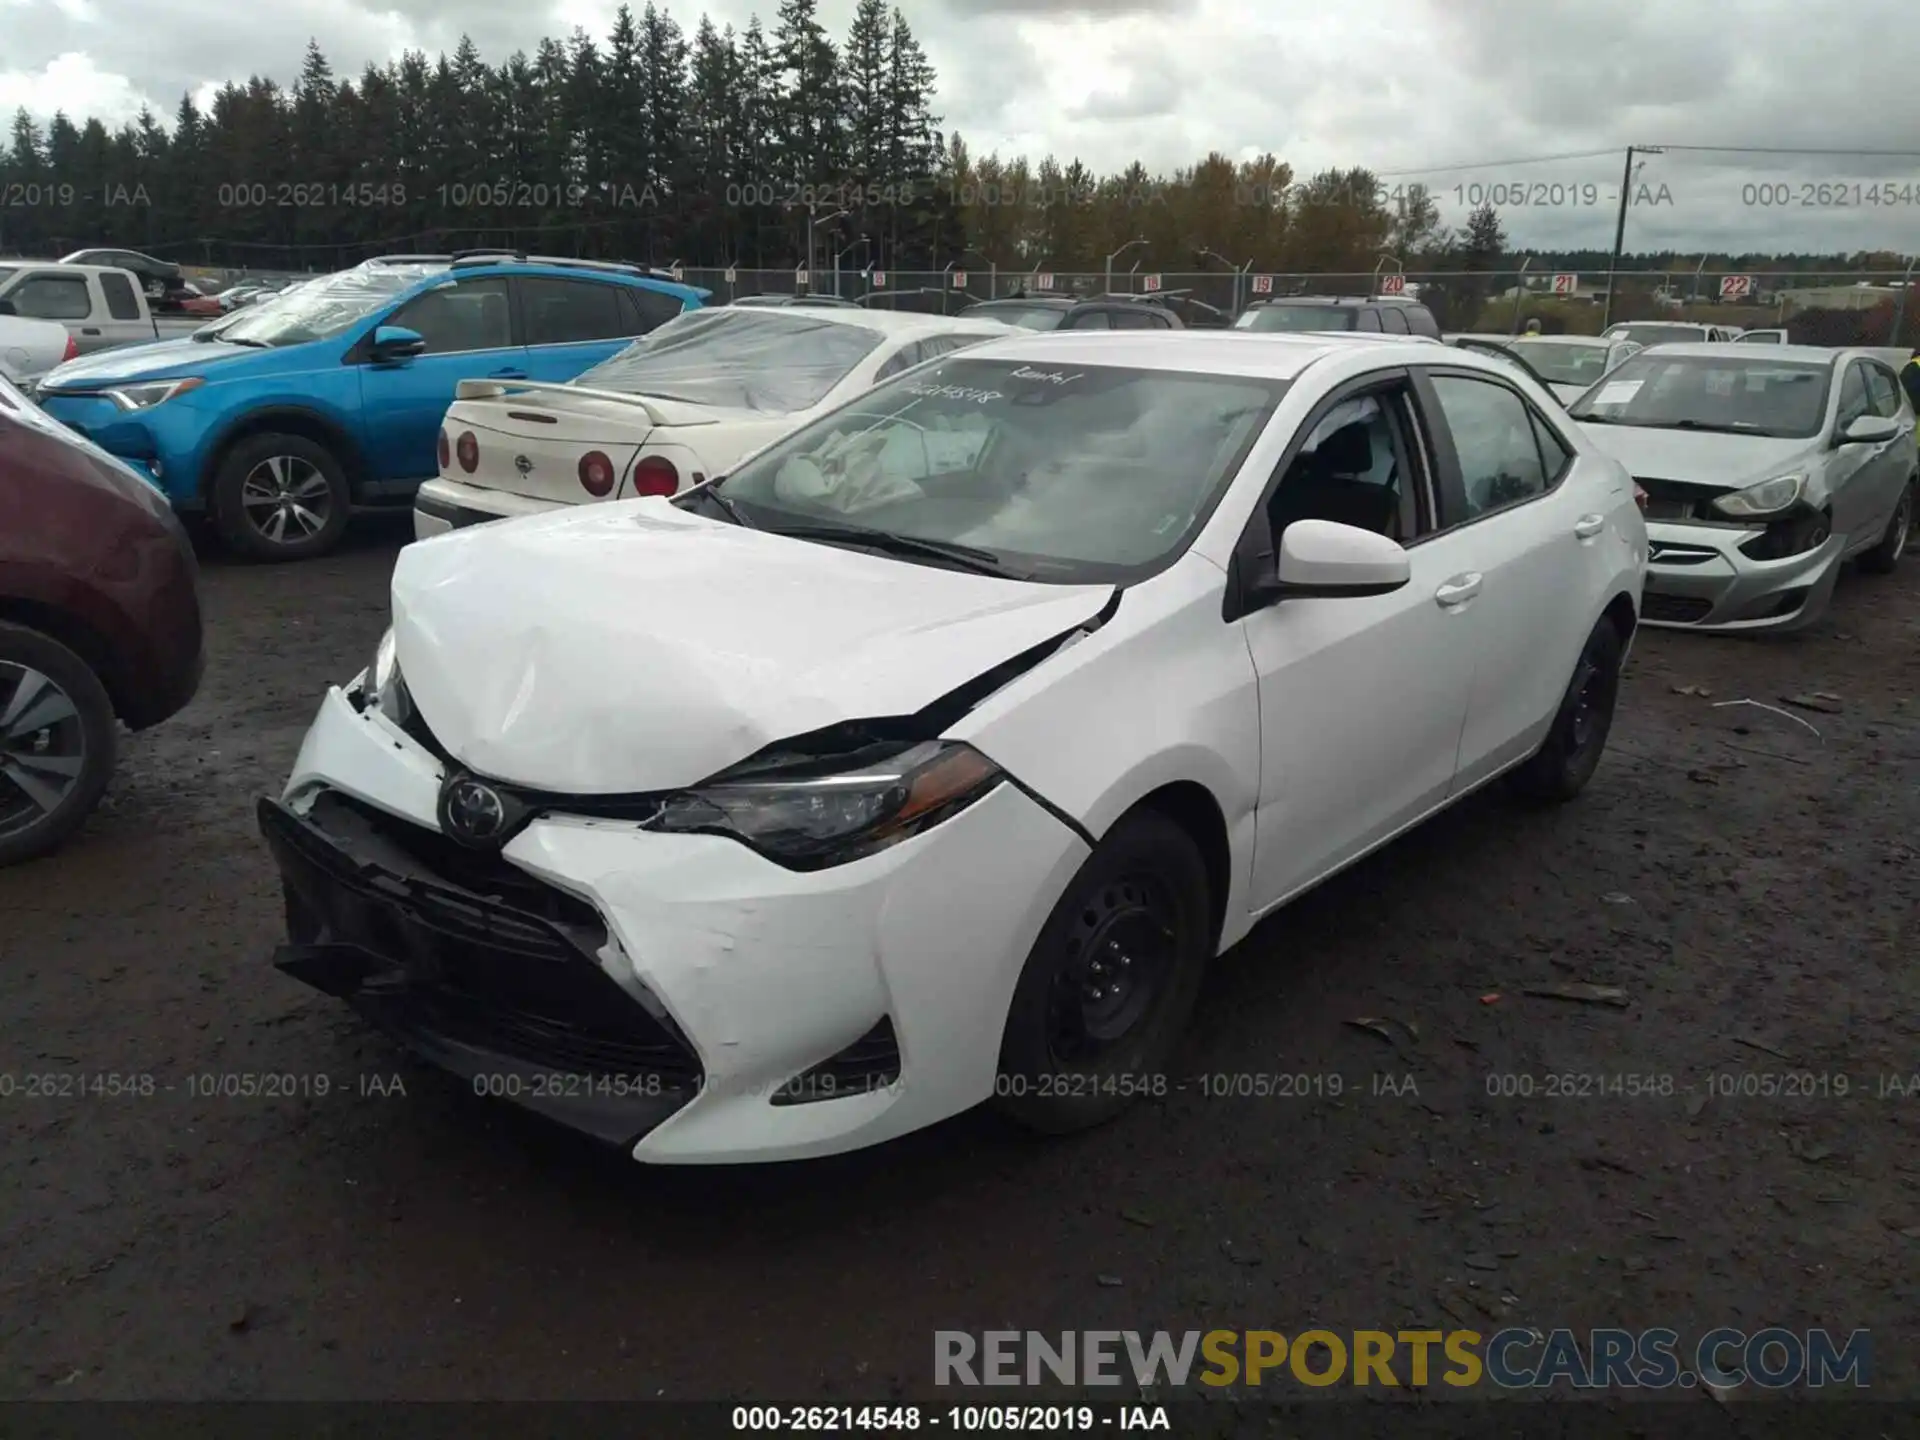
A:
[
  {"xmin": 39, "ymin": 335, "xmax": 265, "ymax": 390},
  {"xmin": 1575, "ymin": 423, "xmax": 1816, "ymax": 490},
  {"xmin": 390, "ymin": 500, "xmax": 1114, "ymax": 793}
]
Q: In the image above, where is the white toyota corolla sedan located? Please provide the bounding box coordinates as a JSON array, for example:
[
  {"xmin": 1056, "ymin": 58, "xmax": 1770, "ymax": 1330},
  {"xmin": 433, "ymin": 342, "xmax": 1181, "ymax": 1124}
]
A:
[{"xmin": 260, "ymin": 330, "xmax": 1647, "ymax": 1164}]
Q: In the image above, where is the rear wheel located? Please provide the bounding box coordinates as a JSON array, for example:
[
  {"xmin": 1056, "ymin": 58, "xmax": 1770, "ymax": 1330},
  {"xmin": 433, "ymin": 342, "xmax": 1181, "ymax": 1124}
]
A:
[
  {"xmin": 1508, "ymin": 616, "xmax": 1624, "ymax": 804},
  {"xmin": 994, "ymin": 810, "xmax": 1212, "ymax": 1134},
  {"xmin": 0, "ymin": 623, "xmax": 117, "ymax": 867},
  {"xmin": 1859, "ymin": 478, "xmax": 1914, "ymax": 575},
  {"xmin": 210, "ymin": 432, "xmax": 351, "ymax": 562}
]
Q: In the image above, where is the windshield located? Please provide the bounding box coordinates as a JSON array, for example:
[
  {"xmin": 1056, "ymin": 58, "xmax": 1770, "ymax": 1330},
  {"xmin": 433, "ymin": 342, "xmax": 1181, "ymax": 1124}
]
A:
[
  {"xmin": 968, "ymin": 304, "xmax": 1066, "ymax": 331},
  {"xmin": 1237, "ymin": 305, "xmax": 1355, "ymax": 332},
  {"xmin": 1603, "ymin": 323, "xmax": 1706, "ymax": 347},
  {"xmin": 1507, "ymin": 339, "xmax": 1615, "ymax": 386},
  {"xmin": 1568, "ymin": 353, "xmax": 1831, "ymax": 438},
  {"xmin": 1735, "ymin": 331, "xmax": 1783, "ymax": 344},
  {"xmin": 710, "ymin": 358, "xmax": 1285, "ymax": 583},
  {"xmin": 575, "ymin": 309, "xmax": 883, "ymax": 412},
  {"xmin": 214, "ymin": 263, "xmax": 443, "ymax": 347}
]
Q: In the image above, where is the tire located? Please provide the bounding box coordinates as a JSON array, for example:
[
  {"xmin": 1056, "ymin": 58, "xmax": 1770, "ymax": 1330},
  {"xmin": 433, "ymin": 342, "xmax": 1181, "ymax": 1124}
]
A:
[
  {"xmin": 1858, "ymin": 478, "xmax": 1914, "ymax": 575},
  {"xmin": 1507, "ymin": 616, "xmax": 1625, "ymax": 805},
  {"xmin": 994, "ymin": 809, "xmax": 1212, "ymax": 1134},
  {"xmin": 0, "ymin": 622, "xmax": 118, "ymax": 867},
  {"xmin": 210, "ymin": 432, "xmax": 351, "ymax": 561}
]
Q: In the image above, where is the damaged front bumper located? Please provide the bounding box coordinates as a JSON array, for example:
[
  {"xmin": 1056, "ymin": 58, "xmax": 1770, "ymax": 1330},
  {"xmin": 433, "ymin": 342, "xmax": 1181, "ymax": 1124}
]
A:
[
  {"xmin": 261, "ymin": 685, "xmax": 1091, "ymax": 1163},
  {"xmin": 1639, "ymin": 515, "xmax": 1844, "ymax": 633}
]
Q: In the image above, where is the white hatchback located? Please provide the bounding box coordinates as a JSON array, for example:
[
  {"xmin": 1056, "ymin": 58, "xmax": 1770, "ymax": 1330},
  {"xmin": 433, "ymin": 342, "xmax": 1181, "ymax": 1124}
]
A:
[{"xmin": 262, "ymin": 331, "xmax": 1646, "ymax": 1164}]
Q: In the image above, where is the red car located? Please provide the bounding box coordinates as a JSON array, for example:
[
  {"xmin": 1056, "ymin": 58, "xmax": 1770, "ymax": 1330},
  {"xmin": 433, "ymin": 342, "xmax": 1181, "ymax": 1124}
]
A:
[{"xmin": 0, "ymin": 372, "xmax": 204, "ymax": 864}]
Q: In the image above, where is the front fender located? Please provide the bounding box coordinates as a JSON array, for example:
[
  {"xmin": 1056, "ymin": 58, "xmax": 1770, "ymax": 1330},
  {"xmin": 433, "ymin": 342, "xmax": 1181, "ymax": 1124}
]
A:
[{"xmin": 949, "ymin": 554, "xmax": 1263, "ymax": 949}]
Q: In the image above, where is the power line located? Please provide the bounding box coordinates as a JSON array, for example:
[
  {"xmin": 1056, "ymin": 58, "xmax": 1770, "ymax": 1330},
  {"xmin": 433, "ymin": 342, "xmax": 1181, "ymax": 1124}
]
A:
[
  {"xmin": 1647, "ymin": 143, "xmax": 1920, "ymax": 157},
  {"xmin": 1372, "ymin": 149, "xmax": 1623, "ymax": 178}
]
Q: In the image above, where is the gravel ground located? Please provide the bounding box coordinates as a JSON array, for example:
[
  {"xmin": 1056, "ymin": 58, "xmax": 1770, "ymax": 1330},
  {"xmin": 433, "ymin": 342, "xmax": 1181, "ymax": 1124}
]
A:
[{"xmin": 2, "ymin": 514, "xmax": 1917, "ymax": 1407}]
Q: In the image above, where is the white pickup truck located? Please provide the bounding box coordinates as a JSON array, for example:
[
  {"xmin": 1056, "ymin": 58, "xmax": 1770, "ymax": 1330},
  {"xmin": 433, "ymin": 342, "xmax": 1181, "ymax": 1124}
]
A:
[{"xmin": 0, "ymin": 262, "xmax": 160, "ymax": 355}]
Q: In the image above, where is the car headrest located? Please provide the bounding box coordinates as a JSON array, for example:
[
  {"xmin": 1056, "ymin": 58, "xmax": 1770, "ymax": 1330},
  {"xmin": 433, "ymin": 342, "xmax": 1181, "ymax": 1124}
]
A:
[{"xmin": 1315, "ymin": 420, "xmax": 1373, "ymax": 474}]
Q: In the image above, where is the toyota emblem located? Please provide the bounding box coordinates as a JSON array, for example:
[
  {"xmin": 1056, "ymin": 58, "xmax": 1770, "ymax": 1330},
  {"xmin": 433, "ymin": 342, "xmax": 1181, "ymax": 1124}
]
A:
[
  {"xmin": 440, "ymin": 775, "xmax": 508, "ymax": 846},
  {"xmin": 514, "ymin": 454, "xmax": 534, "ymax": 475}
]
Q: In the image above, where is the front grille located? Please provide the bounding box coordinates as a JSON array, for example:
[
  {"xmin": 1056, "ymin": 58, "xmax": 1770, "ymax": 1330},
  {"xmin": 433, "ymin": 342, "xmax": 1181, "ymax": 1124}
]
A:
[
  {"xmin": 772, "ymin": 1017, "xmax": 902, "ymax": 1106},
  {"xmin": 1642, "ymin": 593, "xmax": 1713, "ymax": 623},
  {"xmin": 265, "ymin": 792, "xmax": 702, "ymax": 1084}
]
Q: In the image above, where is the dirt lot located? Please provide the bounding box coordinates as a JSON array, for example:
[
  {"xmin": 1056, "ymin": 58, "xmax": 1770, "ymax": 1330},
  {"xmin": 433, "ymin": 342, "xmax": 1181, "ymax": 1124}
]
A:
[{"xmin": 2, "ymin": 515, "xmax": 1917, "ymax": 1408}]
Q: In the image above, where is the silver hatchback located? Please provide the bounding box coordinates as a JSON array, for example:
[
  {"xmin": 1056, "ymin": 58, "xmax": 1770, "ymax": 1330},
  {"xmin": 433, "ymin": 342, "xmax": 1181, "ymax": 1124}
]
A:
[{"xmin": 1569, "ymin": 344, "xmax": 1916, "ymax": 632}]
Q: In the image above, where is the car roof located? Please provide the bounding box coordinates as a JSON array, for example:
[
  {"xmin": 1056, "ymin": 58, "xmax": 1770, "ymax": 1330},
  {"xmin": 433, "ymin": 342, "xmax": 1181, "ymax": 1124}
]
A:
[
  {"xmin": 970, "ymin": 296, "xmax": 1075, "ymax": 310},
  {"xmin": 935, "ymin": 329, "xmax": 1467, "ymax": 379},
  {"xmin": 1630, "ymin": 342, "xmax": 1841, "ymax": 364},
  {"xmin": 711, "ymin": 306, "xmax": 1010, "ymax": 338},
  {"xmin": 1508, "ymin": 334, "xmax": 1615, "ymax": 346},
  {"xmin": 1251, "ymin": 295, "xmax": 1423, "ymax": 307}
]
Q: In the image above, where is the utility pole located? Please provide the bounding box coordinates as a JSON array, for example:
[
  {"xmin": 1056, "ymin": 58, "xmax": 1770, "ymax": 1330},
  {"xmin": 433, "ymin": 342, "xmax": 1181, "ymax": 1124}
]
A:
[{"xmin": 1603, "ymin": 145, "xmax": 1662, "ymax": 329}]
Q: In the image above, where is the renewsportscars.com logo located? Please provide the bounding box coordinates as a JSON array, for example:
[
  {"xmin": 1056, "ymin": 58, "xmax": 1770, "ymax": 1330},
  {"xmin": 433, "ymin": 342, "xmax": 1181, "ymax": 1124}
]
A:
[{"xmin": 934, "ymin": 1328, "xmax": 1871, "ymax": 1390}]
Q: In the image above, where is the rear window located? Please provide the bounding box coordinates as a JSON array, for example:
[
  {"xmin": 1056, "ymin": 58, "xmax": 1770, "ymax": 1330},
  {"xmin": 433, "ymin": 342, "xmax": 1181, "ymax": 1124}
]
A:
[
  {"xmin": 968, "ymin": 304, "xmax": 1066, "ymax": 331},
  {"xmin": 1237, "ymin": 305, "xmax": 1356, "ymax": 332},
  {"xmin": 574, "ymin": 309, "xmax": 884, "ymax": 413}
]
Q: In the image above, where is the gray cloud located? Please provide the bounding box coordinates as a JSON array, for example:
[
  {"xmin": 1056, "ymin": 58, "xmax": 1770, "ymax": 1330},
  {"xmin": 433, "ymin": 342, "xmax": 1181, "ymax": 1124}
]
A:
[{"xmin": 1, "ymin": 0, "xmax": 1915, "ymax": 255}]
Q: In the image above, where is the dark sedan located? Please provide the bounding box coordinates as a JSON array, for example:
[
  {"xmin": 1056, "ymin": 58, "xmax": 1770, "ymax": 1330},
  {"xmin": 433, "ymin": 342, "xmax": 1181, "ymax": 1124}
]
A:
[{"xmin": 0, "ymin": 373, "xmax": 204, "ymax": 864}]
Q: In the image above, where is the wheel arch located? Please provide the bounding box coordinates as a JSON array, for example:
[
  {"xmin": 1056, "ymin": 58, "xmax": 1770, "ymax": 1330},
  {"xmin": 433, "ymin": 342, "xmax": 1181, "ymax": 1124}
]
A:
[
  {"xmin": 1107, "ymin": 780, "xmax": 1233, "ymax": 954},
  {"xmin": 199, "ymin": 406, "xmax": 368, "ymax": 502},
  {"xmin": 0, "ymin": 597, "xmax": 132, "ymax": 723}
]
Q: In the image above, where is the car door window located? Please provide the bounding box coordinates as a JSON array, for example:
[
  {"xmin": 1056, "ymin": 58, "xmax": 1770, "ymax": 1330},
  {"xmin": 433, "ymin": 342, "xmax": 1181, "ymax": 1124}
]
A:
[
  {"xmin": 1378, "ymin": 306, "xmax": 1409, "ymax": 334},
  {"xmin": 1835, "ymin": 363, "xmax": 1871, "ymax": 429},
  {"xmin": 1110, "ymin": 307, "xmax": 1159, "ymax": 329},
  {"xmin": 1355, "ymin": 309, "xmax": 1382, "ymax": 332},
  {"xmin": 1264, "ymin": 388, "xmax": 1421, "ymax": 544},
  {"xmin": 9, "ymin": 275, "xmax": 92, "ymax": 321},
  {"xmin": 1427, "ymin": 374, "xmax": 1549, "ymax": 522},
  {"xmin": 520, "ymin": 277, "xmax": 628, "ymax": 345},
  {"xmin": 1066, "ymin": 310, "xmax": 1112, "ymax": 330},
  {"xmin": 98, "ymin": 272, "xmax": 142, "ymax": 321},
  {"xmin": 1864, "ymin": 365, "xmax": 1902, "ymax": 418},
  {"xmin": 386, "ymin": 278, "xmax": 513, "ymax": 354}
]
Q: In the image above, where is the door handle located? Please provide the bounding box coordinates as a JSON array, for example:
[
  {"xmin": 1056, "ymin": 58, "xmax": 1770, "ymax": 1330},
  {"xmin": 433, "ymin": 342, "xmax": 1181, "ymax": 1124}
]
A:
[
  {"xmin": 1434, "ymin": 572, "xmax": 1483, "ymax": 607},
  {"xmin": 489, "ymin": 367, "xmax": 527, "ymax": 378},
  {"xmin": 1574, "ymin": 513, "xmax": 1605, "ymax": 538},
  {"xmin": 81, "ymin": 327, "xmax": 101, "ymax": 336}
]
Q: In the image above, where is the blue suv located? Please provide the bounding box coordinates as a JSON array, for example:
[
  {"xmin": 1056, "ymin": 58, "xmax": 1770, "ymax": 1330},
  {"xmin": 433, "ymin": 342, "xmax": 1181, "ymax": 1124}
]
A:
[{"xmin": 33, "ymin": 253, "xmax": 708, "ymax": 560}]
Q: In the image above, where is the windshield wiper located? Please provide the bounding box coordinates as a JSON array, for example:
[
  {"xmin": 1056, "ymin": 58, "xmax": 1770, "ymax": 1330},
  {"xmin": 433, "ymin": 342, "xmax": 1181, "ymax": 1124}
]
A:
[
  {"xmin": 765, "ymin": 522, "xmax": 1023, "ymax": 578},
  {"xmin": 1636, "ymin": 418, "xmax": 1767, "ymax": 434},
  {"xmin": 684, "ymin": 482, "xmax": 753, "ymax": 527}
]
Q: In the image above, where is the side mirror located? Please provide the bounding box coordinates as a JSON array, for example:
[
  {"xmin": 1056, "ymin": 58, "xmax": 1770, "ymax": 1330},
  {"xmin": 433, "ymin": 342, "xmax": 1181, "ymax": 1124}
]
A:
[
  {"xmin": 0, "ymin": 298, "xmax": 15, "ymax": 316},
  {"xmin": 370, "ymin": 324, "xmax": 426, "ymax": 362},
  {"xmin": 1248, "ymin": 519, "xmax": 1411, "ymax": 605},
  {"xmin": 1838, "ymin": 414, "xmax": 1899, "ymax": 446}
]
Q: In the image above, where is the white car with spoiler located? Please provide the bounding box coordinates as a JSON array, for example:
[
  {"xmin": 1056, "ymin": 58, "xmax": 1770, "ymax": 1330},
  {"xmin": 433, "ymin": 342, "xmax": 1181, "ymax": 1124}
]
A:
[{"xmin": 413, "ymin": 306, "xmax": 1016, "ymax": 539}]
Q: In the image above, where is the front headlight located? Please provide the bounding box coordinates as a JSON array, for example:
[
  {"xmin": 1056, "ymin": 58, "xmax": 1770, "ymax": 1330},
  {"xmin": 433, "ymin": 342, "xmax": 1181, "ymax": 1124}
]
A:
[
  {"xmin": 358, "ymin": 627, "xmax": 411, "ymax": 721},
  {"xmin": 103, "ymin": 377, "xmax": 203, "ymax": 412},
  {"xmin": 1712, "ymin": 472, "xmax": 1806, "ymax": 519},
  {"xmin": 639, "ymin": 740, "xmax": 1004, "ymax": 870}
]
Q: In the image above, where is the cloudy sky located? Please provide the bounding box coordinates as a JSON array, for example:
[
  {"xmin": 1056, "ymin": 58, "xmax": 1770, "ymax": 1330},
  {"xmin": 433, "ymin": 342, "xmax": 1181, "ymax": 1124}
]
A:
[{"xmin": 3, "ymin": 0, "xmax": 1918, "ymax": 257}]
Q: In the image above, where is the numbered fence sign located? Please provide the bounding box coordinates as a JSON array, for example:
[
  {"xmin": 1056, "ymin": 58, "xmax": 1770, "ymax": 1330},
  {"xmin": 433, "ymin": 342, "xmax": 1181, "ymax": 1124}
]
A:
[
  {"xmin": 1251, "ymin": 274, "xmax": 1273, "ymax": 294},
  {"xmin": 1034, "ymin": 272, "xmax": 1054, "ymax": 289},
  {"xmin": 1379, "ymin": 273, "xmax": 1405, "ymax": 295},
  {"xmin": 795, "ymin": 268, "xmax": 809, "ymax": 286},
  {"xmin": 669, "ymin": 265, "xmax": 684, "ymax": 281},
  {"xmin": 1143, "ymin": 273, "xmax": 1162, "ymax": 292},
  {"xmin": 871, "ymin": 269, "xmax": 886, "ymax": 287},
  {"xmin": 951, "ymin": 270, "xmax": 967, "ymax": 287},
  {"xmin": 724, "ymin": 267, "xmax": 736, "ymax": 283},
  {"xmin": 1552, "ymin": 273, "xmax": 1578, "ymax": 295},
  {"xmin": 1720, "ymin": 274, "xmax": 1754, "ymax": 301}
]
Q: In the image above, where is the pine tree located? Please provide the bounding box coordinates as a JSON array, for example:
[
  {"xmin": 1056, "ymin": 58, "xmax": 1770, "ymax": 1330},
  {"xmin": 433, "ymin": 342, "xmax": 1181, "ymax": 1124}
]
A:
[
  {"xmin": 639, "ymin": 2, "xmax": 690, "ymax": 250},
  {"xmin": 773, "ymin": 0, "xmax": 847, "ymax": 269}
]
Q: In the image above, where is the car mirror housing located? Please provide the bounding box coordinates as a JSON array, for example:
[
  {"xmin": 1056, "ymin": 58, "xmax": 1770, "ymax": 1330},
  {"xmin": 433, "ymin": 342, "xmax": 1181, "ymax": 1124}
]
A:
[
  {"xmin": 1271, "ymin": 519, "xmax": 1412, "ymax": 598},
  {"xmin": 370, "ymin": 324, "xmax": 427, "ymax": 361},
  {"xmin": 1837, "ymin": 414, "xmax": 1899, "ymax": 446},
  {"xmin": 0, "ymin": 298, "xmax": 15, "ymax": 316}
]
